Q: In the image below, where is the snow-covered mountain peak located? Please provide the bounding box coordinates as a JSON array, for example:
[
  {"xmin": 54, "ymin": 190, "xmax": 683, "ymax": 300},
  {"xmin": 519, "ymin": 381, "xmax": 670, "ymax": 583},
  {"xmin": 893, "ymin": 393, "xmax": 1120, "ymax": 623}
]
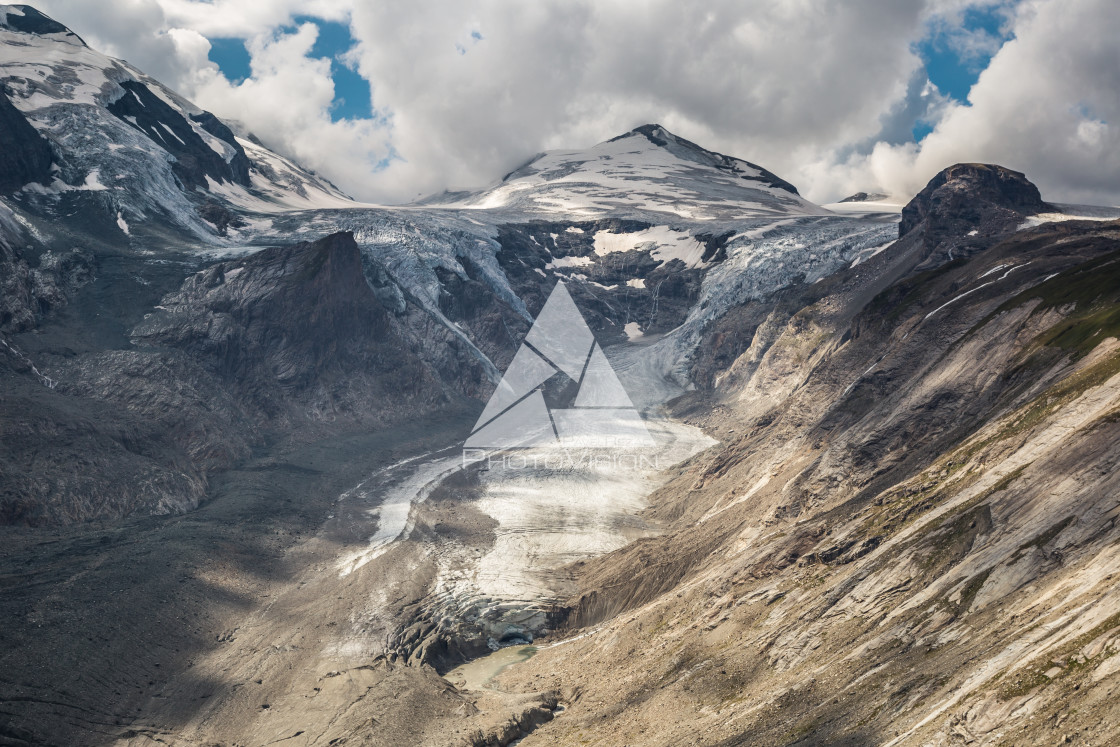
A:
[
  {"xmin": 428, "ymin": 123, "xmax": 822, "ymax": 221},
  {"xmin": 0, "ymin": 6, "xmax": 354, "ymax": 239},
  {"xmin": 610, "ymin": 124, "xmax": 801, "ymax": 195},
  {"xmin": 0, "ymin": 4, "xmax": 83, "ymax": 43}
]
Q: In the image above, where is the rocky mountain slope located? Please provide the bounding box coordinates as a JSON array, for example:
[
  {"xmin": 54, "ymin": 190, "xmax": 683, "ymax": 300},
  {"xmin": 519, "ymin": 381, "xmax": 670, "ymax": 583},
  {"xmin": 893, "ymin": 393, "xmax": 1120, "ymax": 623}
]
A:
[
  {"xmin": 2, "ymin": 5, "xmax": 1120, "ymax": 747},
  {"xmin": 491, "ymin": 166, "xmax": 1120, "ymax": 747}
]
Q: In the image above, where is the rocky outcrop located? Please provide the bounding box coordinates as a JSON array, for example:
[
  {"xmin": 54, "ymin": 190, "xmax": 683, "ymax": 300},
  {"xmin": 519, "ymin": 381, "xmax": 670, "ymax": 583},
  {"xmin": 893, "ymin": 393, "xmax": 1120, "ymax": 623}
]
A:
[
  {"xmin": 0, "ymin": 87, "xmax": 52, "ymax": 194},
  {"xmin": 197, "ymin": 200, "xmax": 246, "ymax": 236},
  {"xmin": 108, "ymin": 80, "xmax": 251, "ymax": 191},
  {"xmin": 132, "ymin": 231, "xmax": 448, "ymax": 427},
  {"xmin": 899, "ymin": 162, "xmax": 1049, "ymax": 240},
  {"xmin": 189, "ymin": 110, "xmax": 251, "ymax": 184},
  {"xmin": 839, "ymin": 191, "xmax": 888, "ymax": 203},
  {"xmin": 0, "ymin": 243, "xmax": 93, "ymax": 333}
]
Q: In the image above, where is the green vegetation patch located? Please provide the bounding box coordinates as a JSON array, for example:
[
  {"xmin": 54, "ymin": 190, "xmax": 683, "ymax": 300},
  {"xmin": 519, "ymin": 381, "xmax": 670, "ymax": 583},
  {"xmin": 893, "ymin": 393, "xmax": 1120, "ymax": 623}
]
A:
[
  {"xmin": 997, "ymin": 610, "xmax": 1120, "ymax": 699},
  {"xmin": 991, "ymin": 248, "xmax": 1120, "ymax": 357}
]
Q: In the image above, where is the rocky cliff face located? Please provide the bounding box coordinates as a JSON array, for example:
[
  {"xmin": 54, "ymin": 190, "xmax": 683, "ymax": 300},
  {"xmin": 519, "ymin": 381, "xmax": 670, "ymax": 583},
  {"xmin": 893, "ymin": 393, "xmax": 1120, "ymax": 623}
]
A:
[
  {"xmin": 107, "ymin": 80, "xmax": 252, "ymax": 192},
  {"xmin": 0, "ymin": 231, "xmax": 481, "ymax": 525},
  {"xmin": 0, "ymin": 86, "xmax": 51, "ymax": 194},
  {"xmin": 899, "ymin": 162, "xmax": 1050, "ymax": 252},
  {"xmin": 132, "ymin": 231, "xmax": 447, "ymax": 425},
  {"xmin": 0, "ymin": 243, "xmax": 92, "ymax": 333}
]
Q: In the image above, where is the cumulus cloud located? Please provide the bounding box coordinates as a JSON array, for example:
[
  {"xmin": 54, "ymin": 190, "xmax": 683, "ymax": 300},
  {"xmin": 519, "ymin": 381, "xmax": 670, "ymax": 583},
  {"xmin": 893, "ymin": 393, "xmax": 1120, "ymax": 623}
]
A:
[
  {"xmin": 179, "ymin": 24, "xmax": 393, "ymax": 196},
  {"xmin": 846, "ymin": 0, "xmax": 1120, "ymax": 204},
  {"xmin": 25, "ymin": 0, "xmax": 1120, "ymax": 206}
]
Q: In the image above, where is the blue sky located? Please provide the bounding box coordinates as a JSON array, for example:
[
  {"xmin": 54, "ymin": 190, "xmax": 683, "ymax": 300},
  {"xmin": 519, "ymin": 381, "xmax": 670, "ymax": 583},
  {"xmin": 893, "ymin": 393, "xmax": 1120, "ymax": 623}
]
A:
[
  {"xmin": 912, "ymin": 5, "xmax": 1015, "ymax": 140},
  {"xmin": 207, "ymin": 16, "xmax": 372, "ymax": 122}
]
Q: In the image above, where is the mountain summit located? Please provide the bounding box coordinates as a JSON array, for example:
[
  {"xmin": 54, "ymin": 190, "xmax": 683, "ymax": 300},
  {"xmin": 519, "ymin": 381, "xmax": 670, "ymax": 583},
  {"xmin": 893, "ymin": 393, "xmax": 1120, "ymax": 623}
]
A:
[
  {"xmin": 431, "ymin": 123, "xmax": 820, "ymax": 220},
  {"xmin": 0, "ymin": 3, "xmax": 352, "ymax": 240},
  {"xmin": 0, "ymin": 4, "xmax": 83, "ymax": 41},
  {"xmin": 899, "ymin": 162, "xmax": 1049, "ymax": 239}
]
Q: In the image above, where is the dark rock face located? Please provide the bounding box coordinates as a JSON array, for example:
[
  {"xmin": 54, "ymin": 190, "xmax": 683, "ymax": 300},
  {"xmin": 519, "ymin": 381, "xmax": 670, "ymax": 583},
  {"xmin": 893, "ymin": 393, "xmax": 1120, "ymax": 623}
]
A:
[
  {"xmin": 626, "ymin": 123, "xmax": 801, "ymax": 195},
  {"xmin": 0, "ymin": 244, "xmax": 94, "ymax": 333},
  {"xmin": 492, "ymin": 219, "xmax": 715, "ymax": 346},
  {"xmin": 0, "ymin": 87, "xmax": 53, "ymax": 194},
  {"xmin": 0, "ymin": 5, "xmax": 81, "ymax": 39},
  {"xmin": 132, "ymin": 231, "xmax": 446, "ymax": 423},
  {"xmin": 189, "ymin": 111, "xmax": 251, "ymax": 184},
  {"xmin": 107, "ymin": 80, "xmax": 251, "ymax": 191},
  {"xmin": 899, "ymin": 163, "xmax": 1049, "ymax": 239},
  {"xmin": 197, "ymin": 201, "xmax": 246, "ymax": 236}
]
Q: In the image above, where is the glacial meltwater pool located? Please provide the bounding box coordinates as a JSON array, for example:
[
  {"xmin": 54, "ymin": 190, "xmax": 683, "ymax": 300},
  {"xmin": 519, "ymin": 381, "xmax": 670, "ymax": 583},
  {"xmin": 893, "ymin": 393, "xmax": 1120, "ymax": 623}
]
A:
[{"xmin": 445, "ymin": 645, "xmax": 538, "ymax": 691}]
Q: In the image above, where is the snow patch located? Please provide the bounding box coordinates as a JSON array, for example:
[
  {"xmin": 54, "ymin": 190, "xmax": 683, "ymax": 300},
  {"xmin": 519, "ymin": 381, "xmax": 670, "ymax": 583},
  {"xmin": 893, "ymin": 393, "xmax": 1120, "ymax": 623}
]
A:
[
  {"xmin": 924, "ymin": 282, "xmax": 995, "ymax": 320},
  {"xmin": 157, "ymin": 121, "xmax": 185, "ymax": 146},
  {"xmin": 980, "ymin": 263, "xmax": 1010, "ymax": 279},
  {"xmin": 849, "ymin": 239, "xmax": 894, "ymax": 268},
  {"xmin": 336, "ymin": 456, "xmax": 463, "ymax": 577},
  {"xmin": 594, "ymin": 226, "xmax": 707, "ymax": 268},
  {"xmin": 1017, "ymin": 204, "xmax": 1120, "ymax": 231},
  {"xmin": 79, "ymin": 169, "xmax": 109, "ymax": 191},
  {"xmin": 546, "ymin": 255, "xmax": 593, "ymax": 269},
  {"xmin": 822, "ymin": 199, "xmax": 904, "ymax": 214}
]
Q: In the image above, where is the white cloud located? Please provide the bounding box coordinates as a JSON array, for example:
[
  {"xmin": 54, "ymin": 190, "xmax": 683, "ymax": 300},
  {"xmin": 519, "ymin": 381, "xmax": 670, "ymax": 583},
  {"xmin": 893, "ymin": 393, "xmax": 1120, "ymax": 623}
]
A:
[
  {"xmin": 23, "ymin": 0, "xmax": 1120, "ymax": 206},
  {"xmin": 835, "ymin": 0, "xmax": 1120, "ymax": 205},
  {"xmin": 159, "ymin": 0, "xmax": 351, "ymax": 37},
  {"xmin": 179, "ymin": 24, "xmax": 393, "ymax": 198}
]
